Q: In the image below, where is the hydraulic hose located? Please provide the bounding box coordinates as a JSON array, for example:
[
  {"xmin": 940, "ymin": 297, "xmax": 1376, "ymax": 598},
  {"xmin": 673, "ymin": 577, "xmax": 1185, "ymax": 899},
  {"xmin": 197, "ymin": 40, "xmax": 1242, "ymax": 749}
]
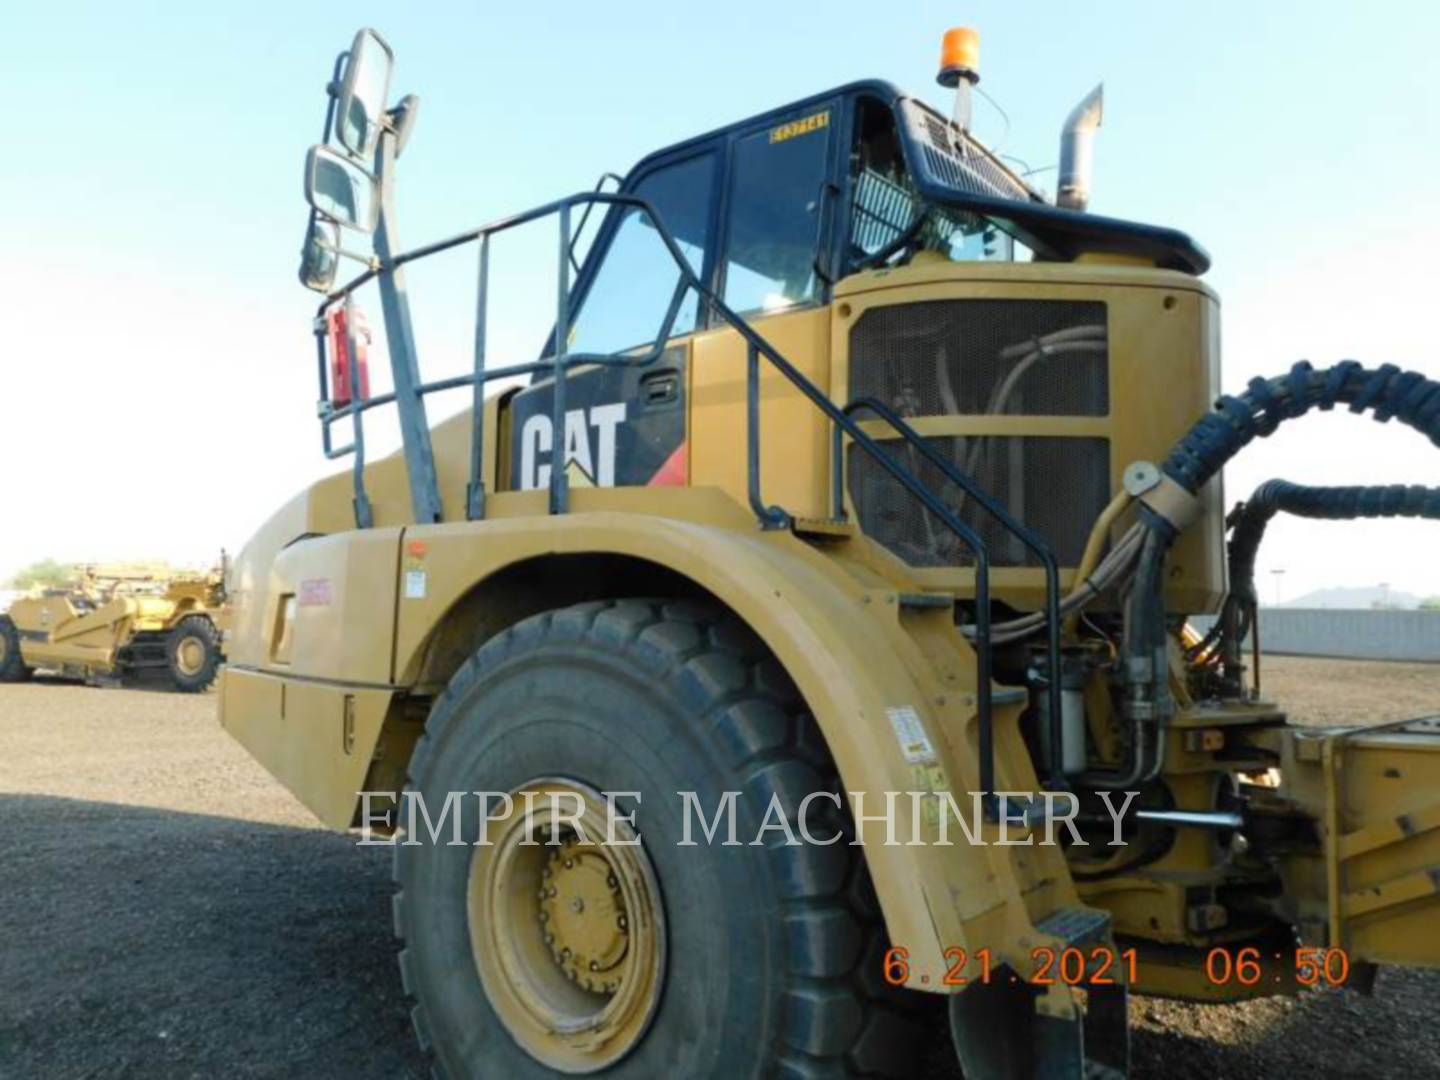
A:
[
  {"xmin": 1128, "ymin": 361, "xmax": 1440, "ymax": 746},
  {"xmin": 1228, "ymin": 481, "xmax": 1440, "ymax": 606},
  {"xmin": 960, "ymin": 522, "xmax": 1144, "ymax": 645},
  {"xmin": 1163, "ymin": 361, "xmax": 1440, "ymax": 494},
  {"xmin": 1197, "ymin": 480, "xmax": 1440, "ymax": 684},
  {"xmin": 968, "ymin": 362, "xmax": 1440, "ymax": 787},
  {"xmin": 1064, "ymin": 488, "xmax": 1135, "ymax": 633},
  {"xmin": 1078, "ymin": 526, "xmax": 1168, "ymax": 789}
]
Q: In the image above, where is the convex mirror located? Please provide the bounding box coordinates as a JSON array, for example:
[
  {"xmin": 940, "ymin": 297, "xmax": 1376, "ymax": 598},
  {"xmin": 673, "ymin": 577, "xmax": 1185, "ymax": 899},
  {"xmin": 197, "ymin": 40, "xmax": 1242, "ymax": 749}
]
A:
[
  {"xmin": 305, "ymin": 145, "xmax": 377, "ymax": 232},
  {"xmin": 335, "ymin": 28, "xmax": 394, "ymax": 160}
]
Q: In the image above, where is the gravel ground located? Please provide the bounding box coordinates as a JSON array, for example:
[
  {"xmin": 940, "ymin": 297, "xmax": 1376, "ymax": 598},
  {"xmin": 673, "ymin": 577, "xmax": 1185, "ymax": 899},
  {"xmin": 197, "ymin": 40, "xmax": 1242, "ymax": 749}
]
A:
[{"xmin": 0, "ymin": 657, "xmax": 1436, "ymax": 1078}]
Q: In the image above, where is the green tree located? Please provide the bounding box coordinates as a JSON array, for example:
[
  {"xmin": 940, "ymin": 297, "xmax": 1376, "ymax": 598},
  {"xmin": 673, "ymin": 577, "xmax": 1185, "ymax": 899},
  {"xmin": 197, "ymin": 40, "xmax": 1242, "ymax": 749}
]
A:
[
  {"xmin": 1421, "ymin": 597, "xmax": 1440, "ymax": 611},
  {"xmin": 8, "ymin": 559, "xmax": 79, "ymax": 591}
]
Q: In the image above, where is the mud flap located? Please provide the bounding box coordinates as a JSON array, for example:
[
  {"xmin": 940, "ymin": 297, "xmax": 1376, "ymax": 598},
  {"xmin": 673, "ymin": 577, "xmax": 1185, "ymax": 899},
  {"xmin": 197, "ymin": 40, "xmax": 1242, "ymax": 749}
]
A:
[{"xmin": 949, "ymin": 977, "xmax": 1129, "ymax": 1079}]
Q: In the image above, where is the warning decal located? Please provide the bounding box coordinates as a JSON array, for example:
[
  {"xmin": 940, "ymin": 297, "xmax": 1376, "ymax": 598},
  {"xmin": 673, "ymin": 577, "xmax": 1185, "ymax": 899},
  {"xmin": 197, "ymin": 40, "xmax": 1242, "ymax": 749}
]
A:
[{"xmin": 886, "ymin": 706, "xmax": 936, "ymax": 765}]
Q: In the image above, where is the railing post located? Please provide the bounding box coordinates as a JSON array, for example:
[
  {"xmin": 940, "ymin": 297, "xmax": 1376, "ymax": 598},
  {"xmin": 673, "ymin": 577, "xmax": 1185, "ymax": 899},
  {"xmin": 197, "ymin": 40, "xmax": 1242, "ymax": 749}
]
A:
[
  {"xmin": 467, "ymin": 233, "xmax": 490, "ymax": 521},
  {"xmin": 342, "ymin": 294, "xmax": 373, "ymax": 529},
  {"xmin": 974, "ymin": 547, "xmax": 994, "ymax": 804},
  {"xmin": 747, "ymin": 343, "xmax": 790, "ymax": 530},
  {"xmin": 839, "ymin": 398, "xmax": 1068, "ymax": 792},
  {"xmin": 550, "ymin": 203, "xmax": 572, "ymax": 515},
  {"xmin": 372, "ymin": 128, "xmax": 444, "ymax": 525}
]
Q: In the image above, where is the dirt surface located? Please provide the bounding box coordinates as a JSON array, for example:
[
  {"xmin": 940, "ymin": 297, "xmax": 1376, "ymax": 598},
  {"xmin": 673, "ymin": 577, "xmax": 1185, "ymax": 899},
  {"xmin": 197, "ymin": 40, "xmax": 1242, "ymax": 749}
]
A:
[
  {"xmin": 0, "ymin": 677, "xmax": 428, "ymax": 1079},
  {"xmin": 1257, "ymin": 655, "xmax": 1440, "ymax": 727},
  {"xmin": 1, "ymin": 657, "xmax": 1437, "ymax": 1078}
]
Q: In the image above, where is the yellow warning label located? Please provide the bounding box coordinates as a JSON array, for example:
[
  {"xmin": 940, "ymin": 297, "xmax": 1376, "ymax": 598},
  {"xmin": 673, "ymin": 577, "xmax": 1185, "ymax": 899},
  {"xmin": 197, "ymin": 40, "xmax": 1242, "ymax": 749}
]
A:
[{"xmin": 770, "ymin": 110, "xmax": 830, "ymax": 144}]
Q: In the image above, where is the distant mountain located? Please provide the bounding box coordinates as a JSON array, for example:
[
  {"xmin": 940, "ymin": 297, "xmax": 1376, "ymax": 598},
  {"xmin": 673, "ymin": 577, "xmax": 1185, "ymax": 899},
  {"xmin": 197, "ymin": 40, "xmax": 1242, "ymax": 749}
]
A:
[{"xmin": 1278, "ymin": 585, "xmax": 1422, "ymax": 610}]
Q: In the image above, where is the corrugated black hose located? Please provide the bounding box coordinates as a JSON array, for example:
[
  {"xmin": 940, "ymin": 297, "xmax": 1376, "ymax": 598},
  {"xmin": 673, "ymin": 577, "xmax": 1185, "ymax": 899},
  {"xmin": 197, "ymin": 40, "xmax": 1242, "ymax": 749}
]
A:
[
  {"xmin": 1123, "ymin": 361, "xmax": 1440, "ymax": 769},
  {"xmin": 1190, "ymin": 481, "xmax": 1440, "ymax": 682}
]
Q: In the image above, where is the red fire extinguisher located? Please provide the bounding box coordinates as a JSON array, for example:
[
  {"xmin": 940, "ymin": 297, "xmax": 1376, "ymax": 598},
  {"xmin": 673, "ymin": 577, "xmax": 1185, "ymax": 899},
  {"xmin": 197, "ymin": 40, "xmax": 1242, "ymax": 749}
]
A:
[{"xmin": 326, "ymin": 306, "xmax": 372, "ymax": 407}]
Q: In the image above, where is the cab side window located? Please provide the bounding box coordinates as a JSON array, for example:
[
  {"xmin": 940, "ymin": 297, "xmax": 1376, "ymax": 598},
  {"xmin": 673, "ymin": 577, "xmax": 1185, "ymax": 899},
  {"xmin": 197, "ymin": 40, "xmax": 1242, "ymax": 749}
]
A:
[
  {"xmin": 569, "ymin": 152, "xmax": 716, "ymax": 355},
  {"xmin": 721, "ymin": 110, "xmax": 833, "ymax": 316}
]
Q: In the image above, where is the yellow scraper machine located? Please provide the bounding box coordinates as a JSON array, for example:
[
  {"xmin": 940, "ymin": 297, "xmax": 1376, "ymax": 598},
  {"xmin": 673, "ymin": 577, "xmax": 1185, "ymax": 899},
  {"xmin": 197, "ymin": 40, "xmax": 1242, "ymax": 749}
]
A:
[
  {"xmin": 219, "ymin": 24, "xmax": 1440, "ymax": 1077},
  {"xmin": 1, "ymin": 561, "xmax": 226, "ymax": 692}
]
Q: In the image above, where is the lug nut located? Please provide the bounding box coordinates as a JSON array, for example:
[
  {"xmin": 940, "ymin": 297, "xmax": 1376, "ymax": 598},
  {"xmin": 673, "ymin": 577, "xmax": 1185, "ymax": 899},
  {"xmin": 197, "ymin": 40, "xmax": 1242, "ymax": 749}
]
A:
[{"xmin": 617, "ymin": 914, "xmax": 628, "ymax": 930}]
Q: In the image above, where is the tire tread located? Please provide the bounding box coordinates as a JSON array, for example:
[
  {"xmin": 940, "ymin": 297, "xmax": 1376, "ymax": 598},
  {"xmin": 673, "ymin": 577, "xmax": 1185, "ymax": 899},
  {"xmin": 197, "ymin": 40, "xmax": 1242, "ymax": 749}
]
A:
[{"xmin": 392, "ymin": 599, "xmax": 931, "ymax": 1078}]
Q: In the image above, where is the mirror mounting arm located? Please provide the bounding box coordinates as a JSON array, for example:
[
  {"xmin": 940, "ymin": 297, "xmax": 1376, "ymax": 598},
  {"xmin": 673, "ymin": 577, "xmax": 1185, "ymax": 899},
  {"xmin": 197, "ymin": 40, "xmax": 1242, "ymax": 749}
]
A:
[
  {"xmin": 389, "ymin": 94, "xmax": 420, "ymax": 159},
  {"xmin": 370, "ymin": 128, "xmax": 444, "ymax": 525}
]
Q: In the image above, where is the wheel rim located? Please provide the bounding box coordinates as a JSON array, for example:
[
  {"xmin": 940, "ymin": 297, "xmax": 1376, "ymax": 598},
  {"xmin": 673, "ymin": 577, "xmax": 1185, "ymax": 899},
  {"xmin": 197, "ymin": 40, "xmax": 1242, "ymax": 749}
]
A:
[
  {"xmin": 176, "ymin": 637, "xmax": 206, "ymax": 676},
  {"xmin": 467, "ymin": 778, "xmax": 666, "ymax": 1074}
]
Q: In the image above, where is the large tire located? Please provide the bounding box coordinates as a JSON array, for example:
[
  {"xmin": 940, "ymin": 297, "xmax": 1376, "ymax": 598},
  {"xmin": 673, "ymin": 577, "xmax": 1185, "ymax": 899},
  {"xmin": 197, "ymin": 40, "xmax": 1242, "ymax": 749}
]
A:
[
  {"xmin": 393, "ymin": 599, "xmax": 936, "ymax": 1078},
  {"xmin": 166, "ymin": 615, "xmax": 221, "ymax": 693},
  {"xmin": 0, "ymin": 616, "xmax": 33, "ymax": 682}
]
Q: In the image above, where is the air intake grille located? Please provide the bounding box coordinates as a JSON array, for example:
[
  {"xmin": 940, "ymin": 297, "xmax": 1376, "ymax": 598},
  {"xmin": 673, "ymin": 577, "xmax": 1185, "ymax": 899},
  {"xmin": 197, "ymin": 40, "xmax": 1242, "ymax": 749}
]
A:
[
  {"xmin": 903, "ymin": 99, "xmax": 1034, "ymax": 202},
  {"xmin": 847, "ymin": 437, "xmax": 1111, "ymax": 568},
  {"xmin": 848, "ymin": 300, "xmax": 1109, "ymax": 418}
]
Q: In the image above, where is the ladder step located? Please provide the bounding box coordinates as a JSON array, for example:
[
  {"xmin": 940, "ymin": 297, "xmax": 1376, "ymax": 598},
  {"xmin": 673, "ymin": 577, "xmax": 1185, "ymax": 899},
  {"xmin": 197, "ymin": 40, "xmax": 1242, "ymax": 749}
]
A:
[
  {"xmin": 898, "ymin": 591, "xmax": 955, "ymax": 610},
  {"xmin": 1035, "ymin": 907, "xmax": 1112, "ymax": 948},
  {"xmin": 791, "ymin": 517, "xmax": 855, "ymax": 539}
]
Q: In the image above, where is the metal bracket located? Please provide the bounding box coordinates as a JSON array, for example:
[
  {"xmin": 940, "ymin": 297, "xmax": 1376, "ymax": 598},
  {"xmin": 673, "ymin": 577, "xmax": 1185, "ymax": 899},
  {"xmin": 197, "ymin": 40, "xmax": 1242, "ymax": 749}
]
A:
[{"xmin": 1122, "ymin": 460, "xmax": 1161, "ymax": 497}]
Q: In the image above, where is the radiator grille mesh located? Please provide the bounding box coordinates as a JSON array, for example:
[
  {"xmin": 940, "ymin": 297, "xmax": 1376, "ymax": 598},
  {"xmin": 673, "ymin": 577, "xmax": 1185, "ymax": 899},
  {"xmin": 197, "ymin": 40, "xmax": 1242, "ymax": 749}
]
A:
[
  {"xmin": 847, "ymin": 436, "xmax": 1111, "ymax": 568},
  {"xmin": 847, "ymin": 300, "xmax": 1109, "ymax": 418}
]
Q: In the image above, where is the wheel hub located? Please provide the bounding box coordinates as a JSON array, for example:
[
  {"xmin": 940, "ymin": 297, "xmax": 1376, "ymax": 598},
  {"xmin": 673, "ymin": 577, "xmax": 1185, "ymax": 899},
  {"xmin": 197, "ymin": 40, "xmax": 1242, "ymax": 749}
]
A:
[
  {"xmin": 467, "ymin": 779, "xmax": 665, "ymax": 1073},
  {"xmin": 177, "ymin": 637, "xmax": 206, "ymax": 675},
  {"xmin": 539, "ymin": 839, "xmax": 630, "ymax": 994}
]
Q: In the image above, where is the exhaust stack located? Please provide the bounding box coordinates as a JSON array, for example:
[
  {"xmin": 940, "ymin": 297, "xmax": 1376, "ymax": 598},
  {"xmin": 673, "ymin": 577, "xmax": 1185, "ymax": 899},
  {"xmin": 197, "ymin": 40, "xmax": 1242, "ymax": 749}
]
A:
[{"xmin": 1057, "ymin": 84, "xmax": 1104, "ymax": 211}]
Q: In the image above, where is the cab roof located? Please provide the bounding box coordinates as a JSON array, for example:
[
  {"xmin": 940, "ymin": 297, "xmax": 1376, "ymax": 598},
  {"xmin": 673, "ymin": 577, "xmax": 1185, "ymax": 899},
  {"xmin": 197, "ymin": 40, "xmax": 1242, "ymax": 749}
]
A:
[{"xmin": 619, "ymin": 79, "xmax": 1210, "ymax": 275}]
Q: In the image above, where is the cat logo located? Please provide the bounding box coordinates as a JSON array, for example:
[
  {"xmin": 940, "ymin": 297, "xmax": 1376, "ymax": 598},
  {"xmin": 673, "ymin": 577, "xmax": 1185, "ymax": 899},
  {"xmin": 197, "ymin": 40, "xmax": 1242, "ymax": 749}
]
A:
[{"xmin": 519, "ymin": 403, "xmax": 627, "ymax": 490}]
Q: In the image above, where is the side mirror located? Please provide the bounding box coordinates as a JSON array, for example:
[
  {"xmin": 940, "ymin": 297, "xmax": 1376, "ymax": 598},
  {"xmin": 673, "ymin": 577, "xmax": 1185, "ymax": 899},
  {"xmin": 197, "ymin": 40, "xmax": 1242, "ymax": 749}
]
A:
[
  {"xmin": 305, "ymin": 145, "xmax": 377, "ymax": 232},
  {"xmin": 298, "ymin": 218, "xmax": 340, "ymax": 293},
  {"xmin": 334, "ymin": 28, "xmax": 394, "ymax": 160}
]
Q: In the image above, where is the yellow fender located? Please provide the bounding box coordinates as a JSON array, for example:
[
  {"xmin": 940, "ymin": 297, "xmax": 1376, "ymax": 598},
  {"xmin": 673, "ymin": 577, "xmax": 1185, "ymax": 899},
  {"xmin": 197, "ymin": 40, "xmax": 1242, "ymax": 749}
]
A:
[{"xmin": 223, "ymin": 487, "xmax": 1083, "ymax": 985}]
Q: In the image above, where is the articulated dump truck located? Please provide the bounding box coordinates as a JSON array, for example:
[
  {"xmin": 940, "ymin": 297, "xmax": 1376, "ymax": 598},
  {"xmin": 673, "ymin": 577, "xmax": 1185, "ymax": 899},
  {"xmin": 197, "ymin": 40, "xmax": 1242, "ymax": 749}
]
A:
[
  {"xmin": 1, "ymin": 563, "xmax": 226, "ymax": 692},
  {"xmin": 219, "ymin": 26, "xmax": 1440, "ymax": 1077}
]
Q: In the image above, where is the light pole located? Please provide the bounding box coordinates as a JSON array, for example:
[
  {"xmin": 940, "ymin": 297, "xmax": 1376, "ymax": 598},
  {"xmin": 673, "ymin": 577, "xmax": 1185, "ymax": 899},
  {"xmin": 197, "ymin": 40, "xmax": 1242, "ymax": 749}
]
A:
[{"xmin": 1271, "ymin": 568, "xmax": 1286, "ymax": 607}]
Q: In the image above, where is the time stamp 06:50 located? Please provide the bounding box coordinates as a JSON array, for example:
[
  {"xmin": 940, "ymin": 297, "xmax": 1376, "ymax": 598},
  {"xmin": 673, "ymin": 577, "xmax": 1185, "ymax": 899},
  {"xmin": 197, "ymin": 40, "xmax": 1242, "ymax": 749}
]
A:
[{"xmin": 882, "ymin": 944, "xmax": 1354, "ymax": 989}]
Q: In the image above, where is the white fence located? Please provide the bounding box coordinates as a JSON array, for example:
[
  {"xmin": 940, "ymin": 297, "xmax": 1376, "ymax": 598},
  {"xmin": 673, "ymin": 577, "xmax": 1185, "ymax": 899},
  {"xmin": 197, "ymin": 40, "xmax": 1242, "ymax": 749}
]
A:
[{"xmin": 1190, "ymin": 609, "xmax": 1440, "ymax": 663}]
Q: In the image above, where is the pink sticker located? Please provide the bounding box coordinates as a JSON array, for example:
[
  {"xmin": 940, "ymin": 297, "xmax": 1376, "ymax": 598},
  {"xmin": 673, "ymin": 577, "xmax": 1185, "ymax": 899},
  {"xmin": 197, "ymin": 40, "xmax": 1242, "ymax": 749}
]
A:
[{"xmin": 298, "ymin": 579, "xmax": 333, "ymax": 607}]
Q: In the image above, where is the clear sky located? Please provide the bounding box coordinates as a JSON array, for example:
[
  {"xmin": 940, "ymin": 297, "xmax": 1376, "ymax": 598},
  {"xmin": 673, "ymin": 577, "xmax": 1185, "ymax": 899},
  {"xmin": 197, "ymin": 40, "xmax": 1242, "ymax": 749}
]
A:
[{"xmin": 2, "ymin": 1, "xmax": 1437, "ymax": 604}]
